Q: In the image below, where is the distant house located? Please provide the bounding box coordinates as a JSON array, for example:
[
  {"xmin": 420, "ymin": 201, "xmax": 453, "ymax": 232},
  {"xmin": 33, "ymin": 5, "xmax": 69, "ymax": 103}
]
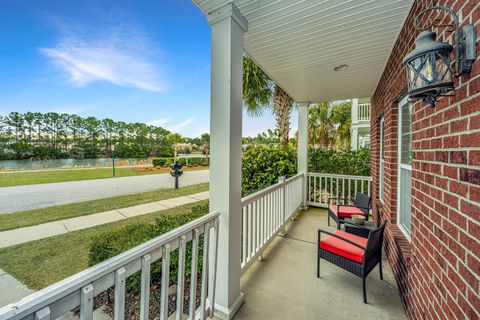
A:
[{"xmin": 351, "ymin": 98, "xmax": 371, "ymax": 149}]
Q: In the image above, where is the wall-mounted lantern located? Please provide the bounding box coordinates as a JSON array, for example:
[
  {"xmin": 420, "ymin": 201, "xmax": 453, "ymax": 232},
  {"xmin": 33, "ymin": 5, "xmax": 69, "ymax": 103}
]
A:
[{"xmin": 403, "ymin": 6, "xmax": 477, "ymax": 107}]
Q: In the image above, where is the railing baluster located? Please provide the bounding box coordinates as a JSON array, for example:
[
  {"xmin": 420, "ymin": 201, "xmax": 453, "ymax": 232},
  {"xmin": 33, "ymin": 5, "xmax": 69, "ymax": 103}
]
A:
[
  {"xmin": 208, "ymin": 218, "xmax": 220, "ymax": 318},
  {"xmin": 253, "ymin": 203, "xmax": 257, "ymax": 256},
  {"xmin": 308, "ymin": 176, "xmax": 315, "ymax": 202},
  {"xmin": 114, "ymin": 268, "xmax": 126, "ymax": 320},
  {"xmin": 242, "ymin": 206, "xmax": 247, "ymax": 265},
  {"xmin": 35, "ymin": 307, "xmax": 51, "ymax": 320},
  {"xmin": 80, "ymin": 284, "xmax": 94, "ymax": 320},
  {"xmin": 160, "ymin": 244, "xmax": 171, "ymax": 320},
  {"xmin": 248, "ymin": 203, "xmax": 253, "ymax": 258},
  {"xmin": 140, "ymin": 254, "xmax": 151, "ymax": 320},
  {"xmin": 322, "ymin": 177, "xmax": 325, "ymax": 204},
  {"xmin": 336, "ymin": 177, "xmax": 339, "ymax": 200},
  {"xmin": 260, "ymin": 197, "xmax": 264, "ymax": 246},
  {"xmin": 348, "ymin": 178, "xmax": 351, "ymax": 199},
  {"xmin": 176, "ymin": 236, "xmax": 186, "ymax": 320},
  {"xmin": 200, "ymin": 222, "xmax": 211, "ymax": 320},
  {"xmin": 189, "ymin": 229, "xmax": 200, "ymax": 320}
]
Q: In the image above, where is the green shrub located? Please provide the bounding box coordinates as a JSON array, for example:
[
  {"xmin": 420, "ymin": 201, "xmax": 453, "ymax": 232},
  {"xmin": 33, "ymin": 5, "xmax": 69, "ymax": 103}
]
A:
[
  {"xmin": 88, "ymin": 203, "xmax": 210, "ymax": 292},
  {"xmin": 308, "ymin": 147, "xmax": 370, "ymax": 176},
  {"xmin": 242, "ymin": 145, "xmax": 297, "ymax": 196},
  {"xmin": 152, "ymin": 157, "xmax": 174, "ymax": 167},
  {"xmin": 152, "ymin": 157, "xmax": 209, "ymax": 167},
  {"xmin": 183, "ymin": 157, "xmax": 209, "ymax": 166}
]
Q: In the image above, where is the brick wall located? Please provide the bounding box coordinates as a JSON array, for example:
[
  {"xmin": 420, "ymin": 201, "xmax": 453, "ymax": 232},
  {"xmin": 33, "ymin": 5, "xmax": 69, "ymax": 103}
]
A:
[{"xmin": 370, "ymin": 0, "xmax": 479, "ymax": 319}]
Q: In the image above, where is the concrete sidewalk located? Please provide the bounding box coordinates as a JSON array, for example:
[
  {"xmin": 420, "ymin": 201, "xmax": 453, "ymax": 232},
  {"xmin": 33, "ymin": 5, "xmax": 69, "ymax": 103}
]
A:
[{"xmin": 0, "ymin": 191, "xmax": 209, "ymax": 248}]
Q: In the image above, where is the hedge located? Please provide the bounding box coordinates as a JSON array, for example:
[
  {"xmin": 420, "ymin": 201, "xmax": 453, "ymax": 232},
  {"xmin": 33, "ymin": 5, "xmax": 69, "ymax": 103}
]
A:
[
  {"xmin": 152, "ymin": 157, "xmax": 209, "ymax": 167},
  {"xmin": 88, "ymin": 203, "xmax": 209, "ymax": 292},
  {"xmin": 242, "ymin": 145, "xmax": 297, "ymax": 196},
  {"xmin": 308, "ymin": 147, "xmax": 370, "ymax": 176}
]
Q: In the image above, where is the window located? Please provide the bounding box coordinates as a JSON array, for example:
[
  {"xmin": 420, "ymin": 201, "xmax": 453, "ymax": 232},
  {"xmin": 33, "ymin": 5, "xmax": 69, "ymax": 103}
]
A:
[
  {"xmin": 379, "ymin": 116, "xmax": 385, "ymax": 202},
  {"xmin": 397, "ymin": 95, "xmax": 412, "ymax": 240}
]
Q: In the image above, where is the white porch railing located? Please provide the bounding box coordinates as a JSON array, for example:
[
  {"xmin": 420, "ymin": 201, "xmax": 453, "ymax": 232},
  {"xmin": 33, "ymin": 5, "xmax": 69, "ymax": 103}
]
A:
[
  {"xmin": 240, "ymin": 172, "xmax": 304, "ymax": 273},
  {"xmin": 358, "ymin": 103, "xmax": 371, "ymax": 123},
  {"xmin": 0, "ymin": 211, "xmax": 220, "ymax": 320},
  {"xmin": 307, "ymin": 173, "xmax": 372, "ymax": 208}
]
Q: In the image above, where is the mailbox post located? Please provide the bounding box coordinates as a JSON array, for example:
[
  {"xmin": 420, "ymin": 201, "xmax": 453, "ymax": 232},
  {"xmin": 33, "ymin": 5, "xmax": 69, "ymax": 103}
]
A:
[{"xmin": 170, "ymin": 160, "xmax": 183, "ymax": 189}]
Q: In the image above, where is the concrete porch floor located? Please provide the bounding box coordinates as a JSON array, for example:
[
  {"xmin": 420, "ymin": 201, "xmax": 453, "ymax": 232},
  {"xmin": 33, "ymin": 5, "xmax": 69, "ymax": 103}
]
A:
[{"xmin": 233, "ymin": 208, "xmax": 406, "ymax": 320}]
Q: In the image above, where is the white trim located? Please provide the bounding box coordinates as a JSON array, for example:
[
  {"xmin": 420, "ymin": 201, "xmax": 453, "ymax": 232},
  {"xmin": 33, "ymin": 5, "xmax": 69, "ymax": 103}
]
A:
[
  {"xmin": 207, "ymin": 3, "xmax": 248, "ymax": 31},
  {"xmin": 397, "ymin": 95, "xmax": 412, "ymax": 241},
  {"xmin": 379, "ymin": 116, "xmax": 385, "ymax": 202},
  {"xmin": 214, "ymin": 292, "xmax": 245, "ymax": 320}
]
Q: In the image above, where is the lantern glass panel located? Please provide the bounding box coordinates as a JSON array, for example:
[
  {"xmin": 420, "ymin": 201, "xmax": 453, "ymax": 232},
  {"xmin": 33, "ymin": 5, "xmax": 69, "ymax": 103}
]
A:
[{"xmin": 435, "ymin": 50, "xmax": 452, "ymax": 84}]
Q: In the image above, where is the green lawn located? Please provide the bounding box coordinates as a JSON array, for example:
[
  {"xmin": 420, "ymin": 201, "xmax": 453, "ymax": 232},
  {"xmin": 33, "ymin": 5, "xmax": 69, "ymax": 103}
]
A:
[
  {"xmin": 0, "ymin": 201, "xmax": 207, "ymax": 290},
  {"xmin": 0, "ymin": 183, "xmax": 209, "ymax": 232},
  {"xmin": 0, "ymin": 166, "xmax": 208, "ymax": 187}
]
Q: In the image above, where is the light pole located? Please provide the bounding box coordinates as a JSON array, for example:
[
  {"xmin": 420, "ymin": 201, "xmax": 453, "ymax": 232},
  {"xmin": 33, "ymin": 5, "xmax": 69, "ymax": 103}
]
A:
[{"xmin": 111, "ymin": 144, "xmax": 116, "ymax": 177}]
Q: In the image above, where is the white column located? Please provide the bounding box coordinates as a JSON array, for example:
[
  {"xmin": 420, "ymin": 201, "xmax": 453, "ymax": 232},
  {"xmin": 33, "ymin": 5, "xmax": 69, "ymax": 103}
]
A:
[
  {"xmin": 297, "ymin": 102, "xmax": 309, "ymax": 209},
  {"xmin": 207, "ymin": 4, "xmax": 247, "ymax": 319},
  {"xmin": 351, "ymin": 98, "xmax": 359, "ymax": 124},
  {"xmin": 351, "ymin": 98, "xmax": 359, "ymax": 150},
  {"xmin": 351, "ymin": 127, "xmax": 358, "ymax": 150}
]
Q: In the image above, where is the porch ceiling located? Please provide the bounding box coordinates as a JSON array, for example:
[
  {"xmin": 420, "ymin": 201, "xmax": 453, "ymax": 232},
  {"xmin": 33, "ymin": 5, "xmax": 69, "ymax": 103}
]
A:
[{"xmin": 193, "ymin": 0, "xmax": 414, "ymax": 102}]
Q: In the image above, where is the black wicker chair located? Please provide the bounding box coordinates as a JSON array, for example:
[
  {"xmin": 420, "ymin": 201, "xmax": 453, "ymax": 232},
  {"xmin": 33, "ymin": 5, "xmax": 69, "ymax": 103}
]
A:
[
  {"xmin": 317, "ymin": 221, "xmax": 387, "ymax": 303},
  {"xmin": 328, "ymin": 192, "xmax": 371, "ymax": 229}
]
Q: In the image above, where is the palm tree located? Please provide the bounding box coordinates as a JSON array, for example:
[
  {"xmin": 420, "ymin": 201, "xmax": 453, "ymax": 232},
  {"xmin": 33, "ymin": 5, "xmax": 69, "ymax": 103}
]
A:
[
  {"xmin": 308, "ymin": 101, "xmax": 352, "ymax": 150},
  {"xmin": 200, "ymin": 133, "xmax": 210, "ymax": 159},
  {"xmin": 242, "ymin": 56, "xmax": 294, "ymax": 149}
]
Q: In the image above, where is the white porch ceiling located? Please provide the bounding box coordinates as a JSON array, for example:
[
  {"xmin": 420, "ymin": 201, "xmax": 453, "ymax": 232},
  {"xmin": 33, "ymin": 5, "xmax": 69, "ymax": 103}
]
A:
[{"xmin": 193, "ymin": 0, "xmax": 414, "ymax": 103}]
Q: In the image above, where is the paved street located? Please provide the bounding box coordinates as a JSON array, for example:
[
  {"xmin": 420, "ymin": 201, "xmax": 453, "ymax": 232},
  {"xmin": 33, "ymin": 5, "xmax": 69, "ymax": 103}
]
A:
[{"xmin": 0, "ymin": 170, "xmax": 209, "ymax": 214}]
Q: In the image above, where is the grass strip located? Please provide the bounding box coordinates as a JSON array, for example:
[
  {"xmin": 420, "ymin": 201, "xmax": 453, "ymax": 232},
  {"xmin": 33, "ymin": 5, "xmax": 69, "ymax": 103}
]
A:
[
  {"xmin": 0, "ymin": 201, "xmax": 207, "ymax": 290},
  {"xmin": 0, "ymin": 166, "xmax": 207, "ymax": 187},
  {"xmin": 0, "ymin": 183, "xmax": 208, "ymax": 232}
]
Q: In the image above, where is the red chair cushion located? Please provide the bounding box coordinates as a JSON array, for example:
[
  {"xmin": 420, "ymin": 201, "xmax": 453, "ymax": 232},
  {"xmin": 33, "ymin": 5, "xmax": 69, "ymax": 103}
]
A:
[
  {"xmin": 319, "ymin": 230, "xmax": 368, "ymax": 263},
  {"xmin": 328, "ymin": 204, "xmax": 366, "ymax": 218}
]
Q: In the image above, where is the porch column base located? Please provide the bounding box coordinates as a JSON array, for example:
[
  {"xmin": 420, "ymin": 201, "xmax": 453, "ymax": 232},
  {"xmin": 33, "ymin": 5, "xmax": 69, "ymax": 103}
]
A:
[{"xmin": 214, "ymin": 292, "xmax": 245, "ymax": 320}]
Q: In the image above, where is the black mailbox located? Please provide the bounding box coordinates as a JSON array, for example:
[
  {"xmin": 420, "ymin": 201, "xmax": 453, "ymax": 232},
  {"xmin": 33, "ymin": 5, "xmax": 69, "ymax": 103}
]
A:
[{"xmin": 170, "ymin": 160, "xmax": 183, "ymax": 189}]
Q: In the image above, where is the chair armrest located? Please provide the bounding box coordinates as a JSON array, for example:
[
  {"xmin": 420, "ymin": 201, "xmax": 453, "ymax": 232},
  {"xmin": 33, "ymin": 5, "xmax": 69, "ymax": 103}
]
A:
[
  {"xmin": 328, "ymin": 197, "xmax": 354, "ymax": 205},
  {"xmin": 318, "ymin": 229, "xmax": 367, "ymax": 251}
]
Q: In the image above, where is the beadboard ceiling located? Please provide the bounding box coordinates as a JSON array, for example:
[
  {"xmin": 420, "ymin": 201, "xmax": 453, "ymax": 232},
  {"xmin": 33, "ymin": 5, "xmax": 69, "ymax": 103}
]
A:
[{"xmin": 193, "ymin": 0, "xmax": 414, "ymax": 102}]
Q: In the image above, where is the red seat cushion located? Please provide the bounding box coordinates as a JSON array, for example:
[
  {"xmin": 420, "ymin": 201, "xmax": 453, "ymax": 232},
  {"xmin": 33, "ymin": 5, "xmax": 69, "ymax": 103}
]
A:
[
  {"xmin": 328, "ymin": 204, "xmax": 366, "ymax": 218},
  {"xmin": 319, "ymin": 230, "xmax": 368, "ymax": 263}
]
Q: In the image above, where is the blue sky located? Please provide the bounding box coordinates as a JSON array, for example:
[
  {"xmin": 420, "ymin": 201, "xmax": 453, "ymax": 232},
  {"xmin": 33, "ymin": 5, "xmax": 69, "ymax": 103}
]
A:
[{"xmin": 0, "ymin": 0, "xmax": 291, "ymax": 137}]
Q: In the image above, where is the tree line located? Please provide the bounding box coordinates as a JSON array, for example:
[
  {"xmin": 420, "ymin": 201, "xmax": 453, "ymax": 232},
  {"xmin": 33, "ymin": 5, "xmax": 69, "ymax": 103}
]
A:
[{"xmin": 0, "ymin": 112, "xmax": 181, "ymax": 160}]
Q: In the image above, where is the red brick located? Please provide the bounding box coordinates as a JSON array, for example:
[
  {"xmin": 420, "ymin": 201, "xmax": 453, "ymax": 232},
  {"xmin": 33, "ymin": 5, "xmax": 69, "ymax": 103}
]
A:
[
  {"xmin": 449, "ymin": 151, "xmax": 467, "ymax": 164},
  {"xmin": 450, "ymin": 118, "xmax": 468, "ymax": 133},
  {"xmin": 470, "ymin": 185, "xmax": 480, "ymax": 202},
  {"xmin": 460, "ymin": 95, "xmax": 480, "ymax": 116},
  {"xmin": 449, "ymin": 181, "xmax": 468, "ymax": 197},
  {"xmin": 460, "ymin": 168, "xmax": 480, "ymax": 185},
  {"xmin": 469, "ymin": 151, "xmax": 480, "ymax": 166},
  {"xmin": 470, "ymin": 113, "xmax": 480, "ymax": 130},
  {"xmin": 462, "ymin": 130, "xmax": 480, "ymax": 147},
  {"xmin": 444, "ymin": 165, "xmax": 458, "ymax": 179}
]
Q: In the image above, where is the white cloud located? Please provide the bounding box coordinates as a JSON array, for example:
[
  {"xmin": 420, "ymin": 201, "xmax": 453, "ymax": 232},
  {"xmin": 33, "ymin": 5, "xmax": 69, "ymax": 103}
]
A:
[
  {"xmin": 147, "ymin": 118, "xmax": 170, "ymax": 127},
  {"xmin": 167, "ymin": 118, "xmax": 194, "ymax": 133},
  {"xmin": 40, "ymin": 30, "xmax": 166, "ymax": 92}
]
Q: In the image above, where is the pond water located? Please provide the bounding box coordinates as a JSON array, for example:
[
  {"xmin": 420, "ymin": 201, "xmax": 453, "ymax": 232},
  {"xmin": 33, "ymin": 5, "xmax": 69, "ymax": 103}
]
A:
[{"xmin": 0, "ymin": 158, "xmax": 153, "ymax": 170}]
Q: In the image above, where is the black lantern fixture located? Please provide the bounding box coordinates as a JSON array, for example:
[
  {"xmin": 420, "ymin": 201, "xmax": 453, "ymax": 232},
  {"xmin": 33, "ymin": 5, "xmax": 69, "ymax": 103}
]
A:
[{"xmin": 403, "ymin": 6, "xmax": 477, "ymax": 107}]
